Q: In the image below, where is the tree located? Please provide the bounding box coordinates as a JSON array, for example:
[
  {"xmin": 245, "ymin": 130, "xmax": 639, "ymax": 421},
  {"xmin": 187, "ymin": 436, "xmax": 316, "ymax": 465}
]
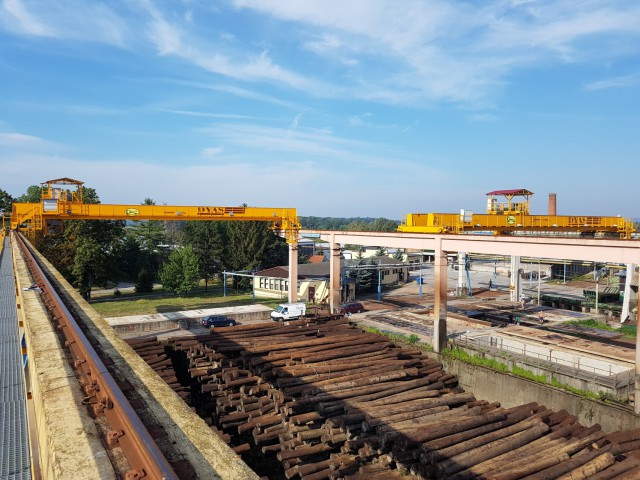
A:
[
  {"xmin": 41, "ymin": 187, "xmax": 125, "ymax": 299},
  {"xmin": 348, "ymin": 253, "xmax": 376, "ymax": 293},
  {"xmin": 17, "ymin": 185, "xmax": 41, "ymax": 203},
  {"xmin": 0, "ymin": 188, "xmax": 15, "ymax": 229},
  {"xmin": 375, "ymin": 246, "xmax": 387, "ymax": 257},
  {"xmin": 225, "ymin": 221, "xmax": 288, "ymax": 272},
  {"xmin": 181, "ymin": 221, "xmax": 225, "ymax": 290},
  {"xmin": 65, "ymin": 219, "xmax": 126, "ymax": 299},
  {"xmin": 369, "ymin": 218, "xmax": 398, "ymax": 232},
  {"xmin": 129, "ymin": 198, "xmax": 166, "ymax": 253},
  {"xmin": 393, "ymin": 248, "xmax": 405, "ymax": 261},
  {"xmin": 159, "ymin": 245, "xmax": 200, "ymax": 295},
  {"xmin": 135, "ymin": 267, "xmax": 154, "ymax": 293},
  {"xmin": 0, "ymin": 188, "xmax": 15, "ymax": 213}
]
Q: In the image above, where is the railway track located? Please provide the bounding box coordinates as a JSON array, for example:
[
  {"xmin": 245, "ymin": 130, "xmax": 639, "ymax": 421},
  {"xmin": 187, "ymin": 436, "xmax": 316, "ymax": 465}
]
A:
[{"xmin": 16, "ymin": 234, "xmax": 178, "ymax": 480}]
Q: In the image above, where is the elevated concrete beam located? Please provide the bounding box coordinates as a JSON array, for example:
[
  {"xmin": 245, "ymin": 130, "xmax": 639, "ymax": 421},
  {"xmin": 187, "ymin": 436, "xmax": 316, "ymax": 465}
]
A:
[
  {"xmin": 28, "ymin": 244, "xmax": 259, "ymax": 479},
  {"xmin": 12, "ymin": 240, "xmax": 116, "ymax": 480}
]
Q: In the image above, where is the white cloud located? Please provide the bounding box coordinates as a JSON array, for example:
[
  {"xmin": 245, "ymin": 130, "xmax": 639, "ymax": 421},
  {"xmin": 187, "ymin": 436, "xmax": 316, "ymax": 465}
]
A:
[
  {"xmin": 584, "ymin": 72, "xmax": 640, "ymax": 91},
  {"xmin": 0, "ymin": 131, "xmax": 46, "ymax": 146},
  {"xmin": 0, "ymin": 0, "xmax": 130, "ymax": 46},
  {"xmin": 201, "ymin": 146, "xmax": 223, "ymax": 157},
  {"xmin": 0, "ymin": 131, "xmax": 64, "ymax": 151},
  {"xmin": 2, "ymin": 0, "xmax": 640, "ymax": 108},
  {"xmin": 2, "ymin": 0, "xmax": 50, "ymax": 35},
  {"xmin": 468, "ymin": 113, "xmax": 499, "ymax": 122}
]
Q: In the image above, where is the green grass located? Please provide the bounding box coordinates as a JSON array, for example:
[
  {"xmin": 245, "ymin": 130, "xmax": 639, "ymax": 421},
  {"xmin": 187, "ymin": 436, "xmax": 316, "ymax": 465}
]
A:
[
  {"xmin": 91, "ymin": 291, "xmax": 279, "ymax": 317},
  {"xmin": 443, "ymin": 348, "xmax": 509, "ymax": 372},
  {"xmin": 567, "ymin": 319, "xmax": 636, "ymax": 338},
  {"xmin": 360, "ymin": 326, "xmax": 433, "ymax": 352},
  {"xmin": 512, "ymin": 365, "xmax": 546, "ymax": 383}
]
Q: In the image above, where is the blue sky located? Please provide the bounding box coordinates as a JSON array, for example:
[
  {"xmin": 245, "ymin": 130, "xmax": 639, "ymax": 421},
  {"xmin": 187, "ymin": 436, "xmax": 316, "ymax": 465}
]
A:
[{"xmin": 1, "ymin": 0, "xmax": 639, "ymax": 220}]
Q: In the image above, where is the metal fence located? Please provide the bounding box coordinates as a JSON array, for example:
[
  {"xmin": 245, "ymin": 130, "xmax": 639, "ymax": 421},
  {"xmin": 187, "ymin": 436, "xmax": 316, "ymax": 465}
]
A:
[{"xmin": 453, "ymin": 334, "xmax": 634, "ymax": 390}]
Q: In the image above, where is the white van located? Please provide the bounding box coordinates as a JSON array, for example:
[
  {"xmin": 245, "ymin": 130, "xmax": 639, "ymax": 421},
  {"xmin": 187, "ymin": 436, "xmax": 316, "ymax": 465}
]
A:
[{"xmin": 271, "ymin": 303, "xmax": 306, "ymax": 321}]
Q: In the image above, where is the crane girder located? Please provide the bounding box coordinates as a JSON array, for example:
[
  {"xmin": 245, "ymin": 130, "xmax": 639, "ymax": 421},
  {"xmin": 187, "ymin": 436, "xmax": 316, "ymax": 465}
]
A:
[{"xmin": 12, "ymin": 200, "xmax": 300, "ymax": 243}]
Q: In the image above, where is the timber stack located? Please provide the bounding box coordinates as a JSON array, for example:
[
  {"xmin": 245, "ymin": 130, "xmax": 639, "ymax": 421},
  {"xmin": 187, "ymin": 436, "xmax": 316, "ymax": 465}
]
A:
[{"xmin": 134, "ymin": 317, "xmax": 640, "ymax": 479}]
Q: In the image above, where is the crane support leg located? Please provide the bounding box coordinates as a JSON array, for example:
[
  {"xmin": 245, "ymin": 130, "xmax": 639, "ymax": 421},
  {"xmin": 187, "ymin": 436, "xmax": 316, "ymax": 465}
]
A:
[
  {"xmin": 433, "ymin": 242, "xmax": 448, "ymax": 353},
  {"xmin": 288, "ymin": 244, "xmax": 298, "ymax": 303},
  {"xmin": 621, "ymin": 264, "xmax": 634, "ymax": 323},
  {"xmin": 330, "ymin": 238, "xmax": 341, "ymax": 314}
]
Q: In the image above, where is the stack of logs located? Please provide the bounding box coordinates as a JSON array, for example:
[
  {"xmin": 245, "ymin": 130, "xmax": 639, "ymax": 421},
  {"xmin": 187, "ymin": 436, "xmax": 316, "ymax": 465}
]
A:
[
  {"xmin": 126, "ymin": 336, "xmax": 192, "ymax": 405},
  {"xmin": 134, "ymin": 317, "xmax": 640, "ymax": 479}
]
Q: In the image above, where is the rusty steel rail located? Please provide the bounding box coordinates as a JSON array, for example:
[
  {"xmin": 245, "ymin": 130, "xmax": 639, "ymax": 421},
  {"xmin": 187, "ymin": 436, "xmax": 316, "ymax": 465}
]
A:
[{"xmin": 16, "ymin": 233, "xmax": 177, "ymax": 480}]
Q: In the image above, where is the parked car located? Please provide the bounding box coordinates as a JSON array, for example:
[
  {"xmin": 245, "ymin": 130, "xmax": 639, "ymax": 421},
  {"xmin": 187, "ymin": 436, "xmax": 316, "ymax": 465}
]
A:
[
  {"xmin": 201, "ymin": 315, "xmax": 237, "ymax": 327},
  {"xmin": 341, "ymin": 302, "xmax": 364, "ymax": 314}
]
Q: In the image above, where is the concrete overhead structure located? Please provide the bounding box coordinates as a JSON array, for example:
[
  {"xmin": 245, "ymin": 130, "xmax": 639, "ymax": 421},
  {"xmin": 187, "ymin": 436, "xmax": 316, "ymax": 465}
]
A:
[{"xmin": 306, "ymin": 230, "xmax": 640, "ymax": 412}]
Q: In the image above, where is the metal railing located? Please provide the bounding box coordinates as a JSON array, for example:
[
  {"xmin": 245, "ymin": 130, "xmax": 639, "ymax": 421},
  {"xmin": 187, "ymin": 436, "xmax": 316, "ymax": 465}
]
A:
[
  {"xmin": 453, "ymin": 334, "xmax": 634, "ymax": 390},
  {"xmin": 15, "ymin": 232, "xmax": 177, "ymax": 479}
]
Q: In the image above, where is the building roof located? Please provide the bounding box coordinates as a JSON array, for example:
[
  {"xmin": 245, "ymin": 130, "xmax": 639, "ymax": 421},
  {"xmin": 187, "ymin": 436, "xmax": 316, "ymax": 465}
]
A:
[
  {"xmin": 254, "ymin": 266, "xmax": 289, "ymax": 278},
  {"xmin": 255, "ymin": 256, "xmax": 408, "ymax": 280},
  {"xmin": 308, "ymin": 255, "xmax": 325, "ymax": 263},
  {"xmin": 486, "ymin": 189, "xmax": 533, "ymax": 196}
]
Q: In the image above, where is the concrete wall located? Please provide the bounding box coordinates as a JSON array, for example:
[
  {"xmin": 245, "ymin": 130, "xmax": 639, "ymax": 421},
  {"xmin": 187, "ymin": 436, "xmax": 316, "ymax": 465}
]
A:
[
  {"xmin": 106, "ymin": 305, "xmax": 272, "ymax": 333},
  {"xmin": 441, "ymin": 356, "xmax": 640, "ymax": 433}
]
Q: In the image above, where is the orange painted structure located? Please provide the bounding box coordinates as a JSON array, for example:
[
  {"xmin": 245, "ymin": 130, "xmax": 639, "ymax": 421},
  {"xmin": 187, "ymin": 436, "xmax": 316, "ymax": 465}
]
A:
[
  {"xmin": 398, "ymin": 189, "xmax": 635, "ymax": 239},
  {"xmin": 11, "ymin": 178, "xmax": 300, "ymax": 244}
]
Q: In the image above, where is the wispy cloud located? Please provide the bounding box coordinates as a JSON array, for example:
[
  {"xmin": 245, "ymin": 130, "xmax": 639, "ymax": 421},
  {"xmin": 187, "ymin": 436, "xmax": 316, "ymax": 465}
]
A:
[
  {"xmin": 0, "ymin": 0, "xmax": 131, "ymax": 46},
  {"xmin": 2, "ymin": 1, "xmax": 640, "ymax": 108},
  {"xmin": 0, "ymin": 131, "xmax": 49, "ymax": 147},
  {"xmin": 201, "ymin": 146, "xmax": 223, "ymax": 157},
  {"xmin": 584, "ymin": 72, "xmax": 640, "ymax": 91},
  {"xmin": 2, "ymin": 0, "xmax": 49, "ymax": 35},
  {"xmin": 159, "ymin": 109, "xmax": 254, "ymax": 120},
  {"xmin": 468, "ymin": 113, "xmax": 499, "ymax": 122}
]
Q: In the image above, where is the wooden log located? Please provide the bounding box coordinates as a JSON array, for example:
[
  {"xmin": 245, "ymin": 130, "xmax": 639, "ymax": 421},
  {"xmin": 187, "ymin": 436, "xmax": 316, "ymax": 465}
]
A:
[
  {"xmin": 277, "ymin": 443, "xmax": 336, "ymax": 461},
  {"xmin": 458, "ymin": 433, "xmax": 572, "ymax": 479},
  {"xmin": 422, "ymin": 414, "xmax": 541, "ymax": 464},
  {"xmin": 362, "ymin": 405, "xmax": 451, "ymax": 431},
  {"xmin": 420, "ymin": 407, "xmax": 533, "ymax": 454},
  {"xmin": 554, "ymin": 452, "xmax": 615, "ymax": 480},
  {"xmin": 485, "ymin": 453, "xmax": 570, "ymax": 480},
  {"xmin": 587, "ymin": 454, "xmax": 640, "ymax": 480},
  {"xmin": 434, "ymin": 422, "xmax": 549, "ymax": 477}
]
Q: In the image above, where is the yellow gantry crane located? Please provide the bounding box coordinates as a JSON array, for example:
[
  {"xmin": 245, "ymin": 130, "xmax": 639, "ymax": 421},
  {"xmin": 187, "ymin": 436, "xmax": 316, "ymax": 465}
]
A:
[
  {"xmin": 398, "ymin": 189, "xmax": 635, "ymax": 239},
  {"xmin": 11, "ymin": 178, "xmax": 300, "ymax": 244}
]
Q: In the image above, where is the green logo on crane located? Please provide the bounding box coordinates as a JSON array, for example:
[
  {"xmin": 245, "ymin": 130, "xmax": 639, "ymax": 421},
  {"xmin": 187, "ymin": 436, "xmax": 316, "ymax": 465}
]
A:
[
  {"xmin": 125, "ymin": 208, "xmax": 140, "ymax": 216},
  {"xmin": 506, "ymin": 215, "xmax": 516, "ymax": 225}
]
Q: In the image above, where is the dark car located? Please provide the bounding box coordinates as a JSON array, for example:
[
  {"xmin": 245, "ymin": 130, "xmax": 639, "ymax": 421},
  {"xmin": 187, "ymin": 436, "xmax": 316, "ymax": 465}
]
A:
[
  {"xmin": 341, "ymin": 302, "xmax": 364, "ymax": 314},
  {"xmin": 201, "ymin": 315, "xmax": 237, "ymax": 328}
]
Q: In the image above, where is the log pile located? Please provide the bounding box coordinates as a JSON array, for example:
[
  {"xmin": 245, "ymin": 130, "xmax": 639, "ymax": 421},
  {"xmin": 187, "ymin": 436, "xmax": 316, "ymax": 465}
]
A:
[
  {"xmin": 133, "ymin": 318, "xmax": 640, "ymax": 479},
  {"xmin": 125, "ymin": 336, "xmax": 192, "ymax": 404}
]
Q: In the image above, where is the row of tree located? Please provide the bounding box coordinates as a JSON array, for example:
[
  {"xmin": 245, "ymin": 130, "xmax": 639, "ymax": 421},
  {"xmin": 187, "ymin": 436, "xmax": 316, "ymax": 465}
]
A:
[{"xmin": 300, "ymin": 216, "xmax": 399, "ymax": 231}]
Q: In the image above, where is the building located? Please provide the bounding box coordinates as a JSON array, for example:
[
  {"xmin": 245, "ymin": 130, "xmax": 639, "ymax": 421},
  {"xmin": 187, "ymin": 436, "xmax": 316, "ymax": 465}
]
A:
[{"xmin": 254, "ymin": 254, "xmax": 411, "ymax": 303}]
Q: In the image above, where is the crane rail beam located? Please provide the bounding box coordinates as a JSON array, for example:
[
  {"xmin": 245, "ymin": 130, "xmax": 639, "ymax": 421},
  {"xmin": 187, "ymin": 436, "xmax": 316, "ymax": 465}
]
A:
[{"xmin": 15, "ymin": 233, "xmax": 178, "ymax": 480}]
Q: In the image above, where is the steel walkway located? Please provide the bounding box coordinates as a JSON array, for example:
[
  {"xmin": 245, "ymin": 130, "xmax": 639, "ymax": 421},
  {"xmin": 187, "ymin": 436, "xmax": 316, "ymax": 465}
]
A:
[{"xmin": 0, "ymin": 236, "xmax": 31, "ymax": 480}]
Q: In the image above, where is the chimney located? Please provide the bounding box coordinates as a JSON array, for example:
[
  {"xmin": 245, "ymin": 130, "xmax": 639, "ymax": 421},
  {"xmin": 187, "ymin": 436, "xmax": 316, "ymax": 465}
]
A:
[{"xmin": 548, "ymin": 193, "xmax": 557, "ymax": 216}]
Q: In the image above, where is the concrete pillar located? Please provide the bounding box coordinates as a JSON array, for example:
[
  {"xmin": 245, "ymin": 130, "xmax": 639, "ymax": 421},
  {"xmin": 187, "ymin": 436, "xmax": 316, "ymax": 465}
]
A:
[
  {"xmin": 433, "ymin": 241, "xmax": 448, "ymax": 353},
  {"xmin": 329, "ymin": 237, "xmax": 341, "ymax": 313},
  {"xmin": 510, "ymin": 255, "xmax": 521, "ymax": 303},
  {"xmin": 636, "ymin": 323, "xmax": 640, "ymax": 415},
  {"xmin": 288, "ymin": 243, "xmax": 298, "ymax": 303},
  {"xmin": 457, "ymin": 252, "xmax": 467, "ymax": 296},
  {"xmin": 621, "ymin": 263, "xmax": 634, "ymax": 323}
]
